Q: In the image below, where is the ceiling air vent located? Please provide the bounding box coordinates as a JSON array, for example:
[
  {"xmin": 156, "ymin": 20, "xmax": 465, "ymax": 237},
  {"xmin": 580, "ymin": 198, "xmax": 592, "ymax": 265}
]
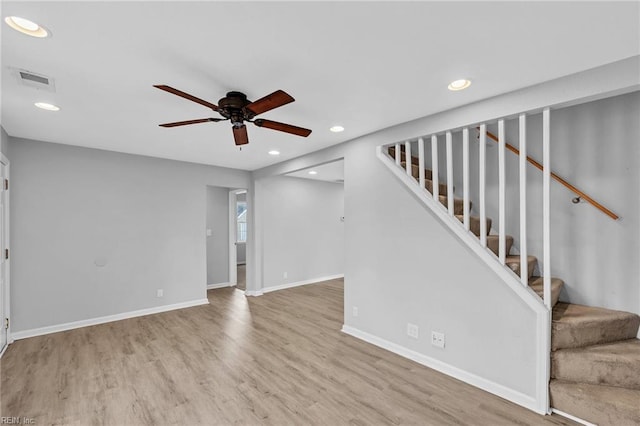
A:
[
  {"xmin": 20, "ymin": 71, "xmax": 49, "ymax": 85},
  {"xmin": 12, "ymin": 68, "xmax": 56, "ymax": 92}
]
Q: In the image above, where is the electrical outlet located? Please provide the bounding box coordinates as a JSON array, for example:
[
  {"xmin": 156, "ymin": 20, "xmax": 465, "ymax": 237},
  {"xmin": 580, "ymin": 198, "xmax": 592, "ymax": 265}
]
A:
[
  {"xmin": 431, "ymin": 331, "xmax": 445, "ymax": 348},
  {"xmin": 283, "ymin": 271, "xmax": 288, "ymax": 279},
  {"xmin": 407, "ymin": 323, "xmax": 419, "ymax": 339},
  {"xmin": 352, "ymin": 306, "xmax": 358, "ymax": 317},
  {"xmin": 156, "ymin": 289, "xmax": 164, "ymax": 298}
]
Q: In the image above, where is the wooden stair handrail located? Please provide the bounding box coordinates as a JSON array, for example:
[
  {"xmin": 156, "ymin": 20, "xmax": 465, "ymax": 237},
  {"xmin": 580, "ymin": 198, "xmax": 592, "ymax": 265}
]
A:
[
  {"xmin": 481, "ymin": 129, "xmax": 618, "ymax": 220},
  {"xmin": 388, "ymin": 137, "xmax": 619, "ymax": 220}
]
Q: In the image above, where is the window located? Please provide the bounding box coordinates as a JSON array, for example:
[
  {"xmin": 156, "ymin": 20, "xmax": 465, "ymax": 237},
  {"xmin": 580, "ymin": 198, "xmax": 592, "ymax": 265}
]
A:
[{"xmin": 236, "ymin": 201, "xmax": 247, "ymax": 243}]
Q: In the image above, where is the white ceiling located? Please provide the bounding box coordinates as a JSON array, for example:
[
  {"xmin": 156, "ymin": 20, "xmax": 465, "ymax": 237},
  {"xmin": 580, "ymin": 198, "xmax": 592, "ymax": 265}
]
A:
[
  {"xmin": 1, "ymin": 2, "xmax": 638, "ymax": 171},
  {"xmin": 285, "ymin": 159, "xmax": 344, "ymax": 183}
]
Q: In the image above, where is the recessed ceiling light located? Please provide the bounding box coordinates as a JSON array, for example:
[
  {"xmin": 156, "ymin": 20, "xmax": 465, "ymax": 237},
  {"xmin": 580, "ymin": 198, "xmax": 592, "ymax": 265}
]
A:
[
  {"xmin": 34, "ymin": 102, "xmax": 60, "ymax": 111},
  {"xmin": 4, "ymin": 16, "xmax": 49, "ymax": 38},
  {"xmin": 448, "ymin": 79, "xmax": 471, "ymax": 91},
  {"xmin": 268, "ymin": 150, "xmax": 280, "ymax": 156},
  {"xmin": 308, "ymin": 171, "xmax": 318, "ymax": 175},
  {"xmin": 330, "ymin": 125, "xmax": 345, "ymax": 133}
]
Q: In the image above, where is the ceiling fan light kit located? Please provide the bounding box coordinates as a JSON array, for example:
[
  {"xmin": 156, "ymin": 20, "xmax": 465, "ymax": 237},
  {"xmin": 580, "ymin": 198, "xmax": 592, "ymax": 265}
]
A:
[{"xmin": 154, "ymin": 85, "xmax": 312, "ymax": 146}]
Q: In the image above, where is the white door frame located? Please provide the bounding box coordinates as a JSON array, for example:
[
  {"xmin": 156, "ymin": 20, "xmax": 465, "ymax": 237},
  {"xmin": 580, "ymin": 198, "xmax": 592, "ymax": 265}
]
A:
[
  {"xmin": 0, "ymin": 153, "xmax": 10, "ymax": 357},
  {"xmin": 228, "ymin": 189, "xmax": 247, "ymax": 287}
]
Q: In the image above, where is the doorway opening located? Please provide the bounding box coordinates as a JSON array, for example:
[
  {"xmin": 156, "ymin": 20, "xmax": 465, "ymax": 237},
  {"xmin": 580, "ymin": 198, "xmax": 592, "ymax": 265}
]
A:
[
  {"xmin": 205, "ymin": 186, "xmax": 248, "ymax": 293},
  {"xmin": 231, "ymin": 190, "xmax": 247, "ymax": 291}
]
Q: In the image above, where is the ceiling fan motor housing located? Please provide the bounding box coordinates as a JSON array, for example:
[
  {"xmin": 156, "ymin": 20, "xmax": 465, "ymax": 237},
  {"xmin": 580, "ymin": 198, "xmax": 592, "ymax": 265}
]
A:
[{"xmin": 218, "ymin": 91, "xmax": 256, "ymax": 125}]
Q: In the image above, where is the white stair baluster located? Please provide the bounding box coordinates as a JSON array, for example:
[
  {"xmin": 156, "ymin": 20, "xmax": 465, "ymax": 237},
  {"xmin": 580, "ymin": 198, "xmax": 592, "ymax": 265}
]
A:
[
  {"xmin": 543, "ymin": 108, "xmax": 551, "ymax": 309},
  {"xmin": 479, "ymin": 124, "xmax": 487, "ymax": 247},
  {"xmin": 395, "ymin": 143, "xmax": 401, "ymax": 166},
  {"xmin": 405, "ymin": 141, "xmax": 412, "ymax": 176},
  {"xmin": 498, "ymin": 120, "xmax": 506, "ymax": 264},
  {"xmin": 418, "ymin": 137, "xmax": 426, "ymax": 189},
  {"xmin": 446, "ymin": 131, "xmax": 454, "ymax": 216},
  {"xmin": 463, "ymin": 128, "xmax": 470, "ymax": 231},
  {"xmin": 519, "ymin": 114, "xmax": 528, "ymax": 287},
  {"xmin": 431, "ymin": 135, "xmax": 440, "ymax": 202}
]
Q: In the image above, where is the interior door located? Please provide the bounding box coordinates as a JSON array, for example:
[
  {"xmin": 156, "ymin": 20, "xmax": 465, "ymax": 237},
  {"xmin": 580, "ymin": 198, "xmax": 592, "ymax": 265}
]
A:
[{"xmin": 0, "ymin": 162, "xmax": 6, "ymax": 354}]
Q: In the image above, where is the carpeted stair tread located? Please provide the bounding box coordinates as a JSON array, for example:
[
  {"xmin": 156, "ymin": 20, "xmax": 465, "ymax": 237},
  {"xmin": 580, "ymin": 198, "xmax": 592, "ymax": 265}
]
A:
[
  {"xmin": 438, "ymin": 195, "xmax": 468, "ymax": 215},
  {"xmin": 505, "ymin": 255, "xmax": 537, "ymax": 279},
  {"xmin": 552, "ymin": 303, "xmax": 640, "ymax": 350},
  {"xmin": 528, "ymin": 276, "xmax": 564, "ymax": 307},
  {"xmin": 550, "ymin": 380, "xmax": 640, "ymax": 426},
  {"xmin": 455, "ymin": 215, "xmax": 492, "ymax": 237},
  {"xmin": 552, "ymin": 339, "xmax": 640, "ymax": 390},
  {"xmin": 424, "ymin": 179, "xmax": 449, "ymax": 197},
  {"xmin": 400, "ymin": 161, "xmax": 433, "ymax": 181},
  {"xmin": 486, "ymin": 235, "xmax": 514, "ymax": 257}
]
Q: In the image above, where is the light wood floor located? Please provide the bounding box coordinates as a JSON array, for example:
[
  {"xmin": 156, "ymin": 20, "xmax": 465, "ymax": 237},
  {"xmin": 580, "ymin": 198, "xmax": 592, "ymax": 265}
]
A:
[{"xmin": 1, "ymin": 279, "xmax": 576, "ymax": 425}]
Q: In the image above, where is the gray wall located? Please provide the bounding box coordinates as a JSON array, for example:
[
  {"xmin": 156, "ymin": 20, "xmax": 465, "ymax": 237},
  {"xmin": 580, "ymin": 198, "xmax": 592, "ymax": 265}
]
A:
[
  {"xmin": 9, "ymin": 138, "xmax": 249, "ymax": 333},
  {"xmin": 446, "ymin": 92, "xmax": 639, "ymax": 314},
  {"xmin": 206, "ymin": 186, "xmax": 230, "ymax": 285},
  {"xmin": 251, "ymin": 58, "xmax": 639, "ymax": 402},
  {"xmin": 261, "ymin": 176, "xmax": 344, "ymax": 288}
]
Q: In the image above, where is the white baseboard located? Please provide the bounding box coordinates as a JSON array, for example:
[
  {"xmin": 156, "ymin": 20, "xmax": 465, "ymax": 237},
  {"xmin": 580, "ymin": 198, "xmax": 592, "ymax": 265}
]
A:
[
  {"xmin": 263, "ymin": 274, "xmax": 344, "ymax": 294},
  {"xmin": 244, "ymin": 290, "xmax": 263, "ymax": 297},
  {"xmin": 551, "ymin": 409, "xmax": 596, "ymax": 426},
  {"xmin": 11, "ymin": 298, "xmax": 210, "ymax": 341},
  {"xmin": 341, "ymin": 325, "xmax": 544, "ymax": 415},
  {"xmin": 207, "ymin": 282, "xmax": 232, "ymax": 290}
]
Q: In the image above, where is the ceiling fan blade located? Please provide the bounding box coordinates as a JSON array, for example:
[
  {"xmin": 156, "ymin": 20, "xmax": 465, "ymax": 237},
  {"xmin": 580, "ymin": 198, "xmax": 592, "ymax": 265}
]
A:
[
  {"xmin": 159, "ymin": 118, "xmax": 225, "ymax": 128},
  {"xmin": 253, "ymin": 119, "xmax": 312, "ymax": 137},
  {"xmin": 154, "ymin": 85, "xmax": 218, "ymax": 111},
  {"xmin": 246, "ymin": 90, "xmax": 294, "ymax": 115},
  {"xmin": 233, "ymin": 125, "xmax": 249, "ymax": 146}
]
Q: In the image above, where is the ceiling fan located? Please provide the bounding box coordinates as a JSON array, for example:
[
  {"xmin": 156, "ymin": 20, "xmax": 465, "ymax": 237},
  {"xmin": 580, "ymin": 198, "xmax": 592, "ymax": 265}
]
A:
[{"xmin": 154, "ymin": 85, "xmax": 312, "ymax": 146}]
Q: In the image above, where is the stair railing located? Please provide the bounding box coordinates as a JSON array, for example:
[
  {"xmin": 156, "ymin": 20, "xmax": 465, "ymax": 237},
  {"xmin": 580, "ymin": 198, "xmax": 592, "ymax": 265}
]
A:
[
  {"xmin": 481, "ymin": 129, "xmax": 619, "ymax": 220},
  {"xmin": 381, "ymin": 110, "xmax": 554, "ymax": 309}
]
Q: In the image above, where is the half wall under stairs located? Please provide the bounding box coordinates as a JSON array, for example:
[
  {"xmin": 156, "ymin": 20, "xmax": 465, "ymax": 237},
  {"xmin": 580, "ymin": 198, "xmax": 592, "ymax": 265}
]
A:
[{"xmin": 383, "ymin": 143, "xmax": 640, "ymax": 425}]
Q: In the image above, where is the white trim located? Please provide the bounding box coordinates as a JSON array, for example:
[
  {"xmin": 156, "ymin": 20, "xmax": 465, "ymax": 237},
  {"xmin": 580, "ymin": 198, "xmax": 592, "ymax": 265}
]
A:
[
  {"xmin": 341, "ymin": 325, "xmax": 543, "ymax": 415},
  {"xmin": 236, "ymin": 261, "xmax": 246, "ymax": 265},
  {"xmin": 0, "ymin": 156, "xmax": 9, "ymax": 357},
  {"xmin": 207, "ymin": 282, "xmax": 232, "ymax": 290},
  {"xmin": 551, "ymin": 409, "xmax": 597, "ymax": 426},
  {"xmin": 244, "ymin": 290, "xmax": 263, "ymax": 297},
  {"xmin": 11, "ymin": 298, "xmax": 210, "ymax": 340},
  {"xmin": 263, "ymin": 274, "xmax": 344, "ymax": 294},
  {"xmin": 228, "ymin": 189, "xmax": 239, "ymax": 287}
]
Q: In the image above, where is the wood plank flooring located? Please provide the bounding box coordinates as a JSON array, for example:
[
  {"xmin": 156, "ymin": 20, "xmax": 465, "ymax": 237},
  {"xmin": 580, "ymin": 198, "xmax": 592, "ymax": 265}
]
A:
[{"xmin": 1, "ymin": 279, "xmax": 576, "ymax": 425}]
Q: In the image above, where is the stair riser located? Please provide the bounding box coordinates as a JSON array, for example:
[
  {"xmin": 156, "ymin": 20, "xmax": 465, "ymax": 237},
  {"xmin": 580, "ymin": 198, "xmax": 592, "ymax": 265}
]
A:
[
  {"xmin": 438, "ymin": 196, "xmax": 469, "ymax": 215},
  {"xmin": 425, "ymin": 180, "xmax": 448, "ymax": 197},
  {"xmin": 550, "ymin": 380, "xmax": 640, "ymax": 426},
  {"xmin": 486, "ymin": 236, "xmax": 514, "ymax": 257},
  {"xmin": 400, "ymin": 161, "xmax": 434, "ymax": 181},
  {"xmin": 552, "ymin": 316, "xmax": 640, "ymax": 351},
  {"xmin": 552, "ymin": 345, "xmax": 640, "ymax": 390},
  {"xmin": 455, "ymin": 215, "xmax": 492, "ymax": 237},
  {"xmin": 528, "ymin": 278, "xmax": 563, "ymax": 308},
  {"xmin": 505, "ymin": 256, "xmax": 537, "ymax": 279}
]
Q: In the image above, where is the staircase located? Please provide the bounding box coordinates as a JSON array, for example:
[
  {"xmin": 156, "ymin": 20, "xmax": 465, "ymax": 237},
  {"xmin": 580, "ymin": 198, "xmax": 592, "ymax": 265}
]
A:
[{"xmin": 387, "ymin": 147, "xmax": 640, "ymax": 426}]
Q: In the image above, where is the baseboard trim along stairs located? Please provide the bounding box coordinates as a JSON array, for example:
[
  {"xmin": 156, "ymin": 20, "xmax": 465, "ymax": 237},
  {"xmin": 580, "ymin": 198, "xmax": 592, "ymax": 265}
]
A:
[
  {"xmin": 341, "ymin": 325, "xmax": 540, "ymax": 413},
  {"xmin": 378, "ymin": 142, "xmax": 640, "ymax": 424}
]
